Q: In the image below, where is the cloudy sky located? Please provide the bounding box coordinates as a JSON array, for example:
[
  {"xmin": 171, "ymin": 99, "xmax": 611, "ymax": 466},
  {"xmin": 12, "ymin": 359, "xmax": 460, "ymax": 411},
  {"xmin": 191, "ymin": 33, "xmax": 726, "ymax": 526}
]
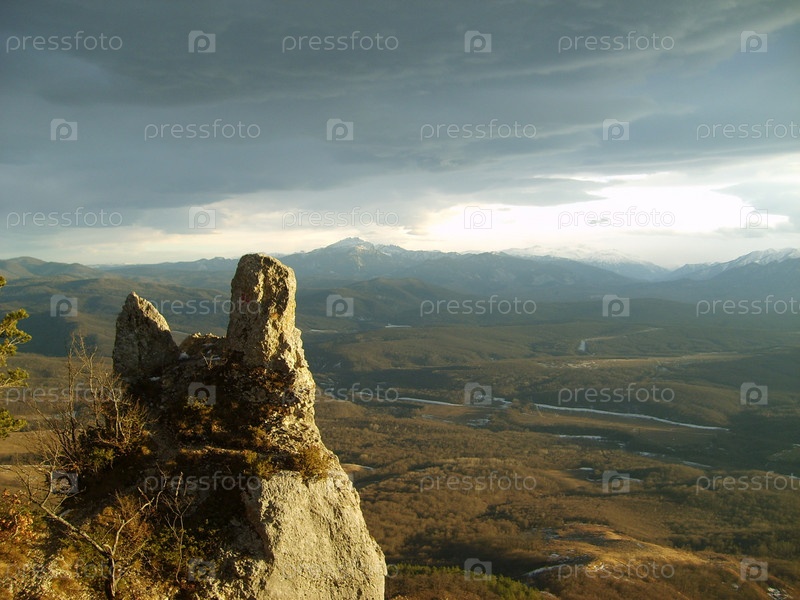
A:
[{"xmin": 1, "ymin": 0, "xmax": 798, "ymax": 267}]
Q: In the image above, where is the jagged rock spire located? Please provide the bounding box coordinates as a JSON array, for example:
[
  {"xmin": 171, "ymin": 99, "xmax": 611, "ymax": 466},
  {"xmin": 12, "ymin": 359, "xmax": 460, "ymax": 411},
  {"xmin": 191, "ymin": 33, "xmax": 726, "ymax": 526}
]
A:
[{"xmin": 225, "ymin": 254, "xmax": 307, "ymax": 373}]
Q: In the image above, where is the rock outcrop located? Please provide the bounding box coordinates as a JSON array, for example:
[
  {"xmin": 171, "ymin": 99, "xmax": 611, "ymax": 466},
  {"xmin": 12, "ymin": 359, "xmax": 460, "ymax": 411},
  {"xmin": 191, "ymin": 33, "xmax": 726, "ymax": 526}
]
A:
[
  {"xmin": 112, "ymin": 254, "xmax": 385, "ymax": 599},
  {"xmin": 225, "ymin": 254, "xmax": 307, "ymax": 374},
  {"xmin": 113, "ymin": 291, "xmax": 180, "ymax": 379}
]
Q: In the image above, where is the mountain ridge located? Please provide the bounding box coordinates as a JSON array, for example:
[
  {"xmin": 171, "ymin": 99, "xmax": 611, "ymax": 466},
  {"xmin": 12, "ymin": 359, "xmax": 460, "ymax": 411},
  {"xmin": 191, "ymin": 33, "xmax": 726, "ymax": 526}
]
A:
[{"xmin": 4, "ymin": 240, "xmax": 799, "ymax": 284}]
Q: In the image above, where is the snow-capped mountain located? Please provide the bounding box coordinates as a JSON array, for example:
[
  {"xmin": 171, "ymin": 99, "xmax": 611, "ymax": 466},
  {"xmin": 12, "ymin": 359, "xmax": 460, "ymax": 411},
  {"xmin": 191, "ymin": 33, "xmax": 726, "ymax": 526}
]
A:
[
  {"xmin": 279, "ymin": 238, "xmax": 450, "ymax": 281},
  {"xmin": 503, "ymin": 246, "xmax": 671, "ymax": 281},
  {"xmin": 665, "ymin": 248, "xmax": 800, "ymax": 281}
]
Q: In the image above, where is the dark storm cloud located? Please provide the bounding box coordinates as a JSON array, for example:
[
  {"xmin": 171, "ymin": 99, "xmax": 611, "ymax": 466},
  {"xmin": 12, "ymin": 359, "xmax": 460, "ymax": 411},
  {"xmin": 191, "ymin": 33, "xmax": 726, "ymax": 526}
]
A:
[{"xmin": 0, "ymin": 0, "xmax": 798, "ymax": 256}]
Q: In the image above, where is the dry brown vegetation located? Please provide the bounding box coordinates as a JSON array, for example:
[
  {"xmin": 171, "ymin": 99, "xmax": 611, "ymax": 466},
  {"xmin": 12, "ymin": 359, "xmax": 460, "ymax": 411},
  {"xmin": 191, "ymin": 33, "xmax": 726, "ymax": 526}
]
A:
[
  {"xmin": 2, "ymin": 331, "xmax": 799, "ymax": 598},
  {"xmin": 316, "ymin": 399, "xmax": 800, "ymax": 599}
]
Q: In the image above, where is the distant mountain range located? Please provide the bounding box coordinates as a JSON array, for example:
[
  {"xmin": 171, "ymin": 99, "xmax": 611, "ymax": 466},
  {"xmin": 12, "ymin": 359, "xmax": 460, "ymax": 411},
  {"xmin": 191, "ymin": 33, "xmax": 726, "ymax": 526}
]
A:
[
  {"xmin": 504, "ymin": 244, "xmax": 800, "ymax": 282},
  {"xmin": 0, "ymin": 236, "xmax": 776, "ymax": 285},
  {"xmin": 276, "ymin": 238, "xmax": 799, "ymax": 287},
  {"xmin": 2, "ymin": 238, "xmax": 799, "ymax": 301},
  {"xmin": 661, "ymin": 248, "xmax": 800, "ymax": 281},
  {"xmin": 0, "ymin": 238, "xmax": 798, "ymax": 356},
  {"xmin": 3, "ymin": 237, "xmax": 798, "ymax": 294},
  {"xmin": 503, "ymin": 245, "xmax": 672, "ymax": 281}
]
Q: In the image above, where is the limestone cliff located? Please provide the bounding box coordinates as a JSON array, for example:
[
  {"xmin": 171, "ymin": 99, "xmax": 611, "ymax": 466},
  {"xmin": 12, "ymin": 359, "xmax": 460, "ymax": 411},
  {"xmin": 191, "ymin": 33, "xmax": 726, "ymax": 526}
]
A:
[{"xmin": 113, "ymin": 254, "xmax": 385, "ymax": 599}]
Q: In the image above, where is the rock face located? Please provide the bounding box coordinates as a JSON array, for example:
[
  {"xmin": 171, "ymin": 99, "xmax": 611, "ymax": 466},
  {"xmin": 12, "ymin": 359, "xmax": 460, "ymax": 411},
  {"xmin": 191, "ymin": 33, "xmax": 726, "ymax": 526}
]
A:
[
  {"xmin": 215, "ymin": 472, "xmax": 386, "ymax": 599},
  {"xmin": 224, "ymin": 254, "xmax": 317, "ymax": 407},
  {"xmin": 112, "ymin": 254, "xmax": 385, "ymax": 600},
  {"xmin": 112, "ymin": 291, "xmax": 180, "ymax": 379},
  {"xmin": 226, "ymin": 254, "xmax": 305, "ymax": 373}
]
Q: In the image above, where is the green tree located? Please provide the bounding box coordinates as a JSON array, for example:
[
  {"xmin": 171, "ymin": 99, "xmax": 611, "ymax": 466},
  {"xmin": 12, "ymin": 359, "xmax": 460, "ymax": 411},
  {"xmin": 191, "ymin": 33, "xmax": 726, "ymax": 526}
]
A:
[{"xmin": 0, "ymin": 275, "xmax": 30, "ymax": 438}]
